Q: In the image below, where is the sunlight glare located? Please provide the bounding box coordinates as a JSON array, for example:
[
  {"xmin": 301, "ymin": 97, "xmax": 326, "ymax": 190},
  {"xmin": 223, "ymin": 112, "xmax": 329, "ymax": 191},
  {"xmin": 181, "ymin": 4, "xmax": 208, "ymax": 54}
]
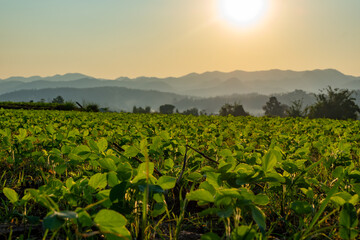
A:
[{"xmin": 219, "ymin": 0, "xmax": 268, "ymax": 27}]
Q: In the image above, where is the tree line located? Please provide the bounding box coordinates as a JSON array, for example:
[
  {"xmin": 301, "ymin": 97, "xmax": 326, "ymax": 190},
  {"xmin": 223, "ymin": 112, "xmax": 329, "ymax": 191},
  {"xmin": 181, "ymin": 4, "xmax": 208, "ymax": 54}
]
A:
[
  {"xmin": 152, "ymin": 87, "xmax": 360, "ymax": 120},
  {"xmin": 14, "ymin": 86, "xmax": 360, "ymax": 119}
]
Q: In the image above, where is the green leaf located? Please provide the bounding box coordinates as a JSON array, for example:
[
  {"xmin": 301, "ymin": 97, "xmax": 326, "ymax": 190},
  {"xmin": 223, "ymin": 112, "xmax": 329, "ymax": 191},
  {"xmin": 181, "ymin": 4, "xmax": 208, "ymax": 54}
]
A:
[
  {"xmin": 339, "ymin": 203, "xmax": 359, "ymax": 240},
  {"xmin": 187, "ymin": 172, "xmax": 203, "ymax": 182},
  {"xmin": 290, "ymin": 201, "xmax": 313, "ymax": 215},
  {"xmin": 117, "ymin": 162, "xmax": 133, "ymax": 181},
  {"xmin": 99, "ymin": 158, "xmax": 117, "ymax": 171},
  {"xmin": 89, "ymin": 173, "xmax": 107, "ymax": 190},
  {"xmin": 16, "ymin": 128, "xmax": 27, "ymax": 142},
  {"xmin": 69, "ymin": 153, "xmax": 84, "ymax": 162},
  {"xmin": 138, "ymin": 162, "xmax": 154, "ymax": 176},
  {"xmin": 152, "ymin": 202, "xmax": 166, "ymax": 217},
  {"xmin": 94, "ymin": 209, "xmax": 129, "ymax": 237},
  {"xmin": 77, "ymin": 209, "xmax": 92, "ymax": 227},
  {"xmin": 187, "ymin": 189, "xmax": 214, "ymax": 203},
  {"xmin": 231, "ymin": 225, "xmax": 257, "ymax": 240},
  {"xmin": 253, "ymin": 194, "xmax": 270, "ymax": 205},
  {"xmin": 206, "ymin": 172, "xmax": 221, "ymax": 189},
  {"xmin": 89, "ymin": 140, "xmax": 99, "ymax": 152},
  {"xmin": 65, "ymin": 178, "xmax": 75, "ymax": 189},
  {"xmin": 251, "ymin": 205, "xmax": 266, "ymax": 235},
  {"xmin": 43, "ymin": 213, "xmax": 64, "ymax": 231},
  {"xmin": 333, "ymin": 166, "xmax": 345, "ymax": 178},
  {"xmin": 97, "ymin": 138, "xmax": 108, "ymax": 152},
  {"xmin": 105, "ymin": 229, "xmax": 131, "ymax": 240},
  {"xmin": 163, "ymin": 159, "xmax": 174, "ymax": 170},
  {"xmin": 201, "ymin": 232, "xmax": 221, "ymax": 240},
  {"xmin": 157, "ymin": 176, "xmax": 176, "ymax": 190},
  {"xmin": 123, "ymin": 146, "xmax": 139, "ymax": 158},
  {"xmin": 73, "ymin": 145, "xmax": 91, "ymax": 156},
  {"xmin": 46, "ymin": 125, "xmax": 56, "ymax": 135},
  {"xmin": 110, "ymin": 182, "xmax": 128, "ymax": 202},
  {"xmin": 216, "ymin": 206, "xmax": 234, "ymax": 218},
  {"xmin": 107, "ymin": 171, "xmax": 120, "ymax": 187},
  {"xmin": 151, "ymin": 136, "xmax": 162, "ymax": 150},
  {"xmin": 138, "ymin": 184, "xmax": 164, "ymax": 195},
  {"xmin": 3, "ymin": 188, "xmax": 19, "ymax": 203},
  {"xmin": 262, "ymin": 149, "xmax": 281, "ymax": 172},
  {"xmin": 54, "ymin": 164, "xmax": 67, "ymax": 175}
]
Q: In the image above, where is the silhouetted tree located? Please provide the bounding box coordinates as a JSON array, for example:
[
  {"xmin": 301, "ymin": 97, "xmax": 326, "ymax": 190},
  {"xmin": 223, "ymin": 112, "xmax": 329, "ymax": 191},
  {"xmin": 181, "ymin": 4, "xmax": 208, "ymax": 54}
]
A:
[
  {"xmin": 182, "ymin": 108, "xmax": 199, "ymax": 116},
  {"xmin": 200, "ymin": 109, "xmax": 207, "ymax": 116},
  {"xmin": 286, "ymin": 99, "xmax": 307, "ymax": 117},
  {"xmin": 133, "ymin": 106, "xmax": 151, "ymax": 113},
  {"xmin": 308, "ymin": 87, "xmax": 360, "ymax": 120},
  {"xmin": 219, "ymin": 103, "xmax": 249, "ymax": 116},
  {"xmin": 52, "ymin": 95, "xmax": 65, "ymax": 104},
  {"xmin": 85, "ymin": 103, "xmax": 99, "ymax": 112},
  {"xmin": 159, "ymin": 104, "xmax": 175, "ymax": 114},
  {"xmin": 263, "ymin": 97, "xmax": 288, "ymax": 117}
]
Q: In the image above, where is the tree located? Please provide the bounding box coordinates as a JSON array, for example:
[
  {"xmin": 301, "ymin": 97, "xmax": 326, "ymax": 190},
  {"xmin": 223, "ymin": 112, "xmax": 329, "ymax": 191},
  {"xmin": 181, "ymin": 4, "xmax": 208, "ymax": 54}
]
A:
[
  {"xmin": 159, "ymin": 104, "xmax": 175, "ymax": 114},
  {"xmin": 52, "ymin": 95, "xmax": 65, "ymax": 104},
  {"xmin": 308, "ymin": 87, "xmax": 360, "ymax": 120},
  {"xmin": 182, "ymin": 108, "xmax": 199, "ymax": 116},
  {"xmin": 133, "ymin": 106, "xmax": 151, "ymax": 114},
  {"xmin": 219, "ymin": 103, "xmax": 249, "ymax": 116},
  {"xmin": 85, "ymin": 103, "xmax": 99, "ymax": 112},
  {"xmin": 263, "ymin": 97, "xmax": 288, "ymax": 117},
  {"xmin": 199, "ymin": 109, "xmax": 207, "ymax": 116},
  {"xmin": 286, "ymin": 99, "xmax": 307, "ymax": 117}
]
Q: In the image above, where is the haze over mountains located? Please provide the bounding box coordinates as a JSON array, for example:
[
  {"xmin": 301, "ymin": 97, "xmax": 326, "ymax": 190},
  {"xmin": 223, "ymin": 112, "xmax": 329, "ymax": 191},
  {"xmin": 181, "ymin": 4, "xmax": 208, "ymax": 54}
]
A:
[{"xmin": 1, "ymin": 69, "xmax": 360, "ymax": 114}]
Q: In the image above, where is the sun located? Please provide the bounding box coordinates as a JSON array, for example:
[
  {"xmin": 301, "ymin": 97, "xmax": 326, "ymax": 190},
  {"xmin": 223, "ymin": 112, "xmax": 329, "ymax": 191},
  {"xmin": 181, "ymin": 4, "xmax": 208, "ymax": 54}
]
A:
[{"xmin": 218, "ymin": 0, "xmax": 268, "ymax": 27}]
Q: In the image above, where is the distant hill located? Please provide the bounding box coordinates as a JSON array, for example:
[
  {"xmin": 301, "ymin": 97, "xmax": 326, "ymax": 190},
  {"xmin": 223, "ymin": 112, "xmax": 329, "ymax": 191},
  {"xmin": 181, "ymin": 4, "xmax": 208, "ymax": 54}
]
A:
[
  {"xmin": 1, "ymin": 69, "xmax": 360, "ymax": 97},
  {"xmin": 0, "ymin": 78, "xmax": 173, "ymax": 95},
  {"xmin": 0, "ymin": 73, "xmax": 91, "ymax": 83},
  {"xmin": 0, "ymin": 87, "xmax": 185, "ymax": 112}
]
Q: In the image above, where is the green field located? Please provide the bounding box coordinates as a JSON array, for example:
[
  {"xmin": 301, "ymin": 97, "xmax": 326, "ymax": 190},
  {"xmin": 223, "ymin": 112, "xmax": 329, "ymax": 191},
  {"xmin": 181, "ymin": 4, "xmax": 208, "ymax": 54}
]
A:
[{"xmin": 1, "ymin": 109, "xmax": 359, "ymax": 239}]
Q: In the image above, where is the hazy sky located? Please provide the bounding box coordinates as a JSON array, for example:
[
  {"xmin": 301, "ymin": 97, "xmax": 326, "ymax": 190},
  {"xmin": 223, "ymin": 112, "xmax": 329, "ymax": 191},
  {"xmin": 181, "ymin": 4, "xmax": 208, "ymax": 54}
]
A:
[{"xmin": 1, "ymin": 0, "xmax": 360, "ymax": 79}]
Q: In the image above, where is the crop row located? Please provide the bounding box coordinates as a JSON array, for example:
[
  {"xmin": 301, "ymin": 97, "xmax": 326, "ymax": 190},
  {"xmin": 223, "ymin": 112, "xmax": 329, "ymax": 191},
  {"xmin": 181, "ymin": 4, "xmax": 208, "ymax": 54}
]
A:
[{"xmin": 0, "ymin": 109, "xmax": 359, "ymax": 239}]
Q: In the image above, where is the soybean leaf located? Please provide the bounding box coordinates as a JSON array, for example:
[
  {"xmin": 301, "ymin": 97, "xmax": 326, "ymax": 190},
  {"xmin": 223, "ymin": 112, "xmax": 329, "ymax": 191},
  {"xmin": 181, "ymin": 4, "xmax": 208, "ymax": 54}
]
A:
[
  {"xmin": 123, "ymin": 146, "xmax": 139, "ymax": 158},
  {"xmin": 94, "ymin": 209, "xmax": 128, "ymax": 236},
  {"xmin": 201, "ymin": 232, "xmax": 221, "ymax": 240},
  {"xmin": 3, "ymin": 188, "xmax": 19, "ymax": 203},
  {"xmin": 231, "ymin": 225, "xmax": 257, "ymax": 240},
  {"xmin": 339, "ymin": 203, "xmax": 359, "ymax": 240},
  {"xmin": 290, "ymin": 201, "xmax": 313, "ymax": 215},
  {"xmin": 43, "ymin": 213, "xmax": 64, "ymax": 231},
  {"xmin": 89, "ymin": 173, "xmax": 107, "ymax": 190},
  {"xmin": 187, "ymin": 189, "xmax": 214, "ymax": 203},
  {"xmin": 251, "ymin": 205, "xmax": 266, "ymax": 235},
  {"xmin": 262, "ymin": 149, "xmax": 281, "ymax": 172},
  {"xmin": 99, "ymin": 158, "xmax": 117, "ymax": 171},
  {"xmin": 157, "ymin": 176, "xmax": 176, "ymax": 190},
  {"xmin": 97, "ymin": 138, "xmax": 108, "ymax": 153}
]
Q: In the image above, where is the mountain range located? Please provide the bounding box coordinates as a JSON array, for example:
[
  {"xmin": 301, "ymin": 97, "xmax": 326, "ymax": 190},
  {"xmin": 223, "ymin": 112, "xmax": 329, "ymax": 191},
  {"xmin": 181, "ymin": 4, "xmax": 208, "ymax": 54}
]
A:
[{"xmin": 1, "ymin": 69, "xmax": 360, "ymax": 114}]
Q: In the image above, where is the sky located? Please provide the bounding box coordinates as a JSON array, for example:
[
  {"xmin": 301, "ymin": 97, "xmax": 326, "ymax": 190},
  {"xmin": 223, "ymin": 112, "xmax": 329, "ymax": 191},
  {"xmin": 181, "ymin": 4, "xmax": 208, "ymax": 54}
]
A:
[{"xmin": 1, "ymin": 0, "xmax": 360, "ymax": 79}]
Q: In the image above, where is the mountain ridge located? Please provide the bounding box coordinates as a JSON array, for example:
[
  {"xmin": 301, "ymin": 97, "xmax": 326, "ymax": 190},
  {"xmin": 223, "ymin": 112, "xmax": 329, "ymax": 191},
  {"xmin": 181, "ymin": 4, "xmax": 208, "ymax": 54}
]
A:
[{"xmin": 1, "ymin": 69, "xmax": 360, "ymax": 98}]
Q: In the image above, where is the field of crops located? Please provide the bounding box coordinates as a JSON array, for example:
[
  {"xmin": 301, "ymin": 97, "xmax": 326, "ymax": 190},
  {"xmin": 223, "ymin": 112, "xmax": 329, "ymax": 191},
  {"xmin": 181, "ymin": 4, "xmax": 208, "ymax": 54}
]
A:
[{"xmin": 1, "ymin": 109, "xmax": 360, "ymax": 239}]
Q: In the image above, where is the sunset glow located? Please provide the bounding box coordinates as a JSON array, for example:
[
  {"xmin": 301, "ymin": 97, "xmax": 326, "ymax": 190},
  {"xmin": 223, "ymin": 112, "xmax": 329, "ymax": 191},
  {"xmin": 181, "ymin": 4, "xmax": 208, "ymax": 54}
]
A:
[
  {"xmin": 218, "ymin": 0, "xmax": 268, "ymax": 27},
  {"xmin": 0, "ymin": 0, "xmax": 360, "ymax": 78}
]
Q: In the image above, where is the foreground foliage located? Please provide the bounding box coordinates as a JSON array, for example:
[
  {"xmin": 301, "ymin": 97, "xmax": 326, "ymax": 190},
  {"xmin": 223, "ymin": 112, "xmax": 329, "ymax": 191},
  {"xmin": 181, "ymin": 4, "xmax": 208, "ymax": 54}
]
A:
[{"xmin": 0, "ymin": 109, "xmax": 359, "ymax": 239}]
